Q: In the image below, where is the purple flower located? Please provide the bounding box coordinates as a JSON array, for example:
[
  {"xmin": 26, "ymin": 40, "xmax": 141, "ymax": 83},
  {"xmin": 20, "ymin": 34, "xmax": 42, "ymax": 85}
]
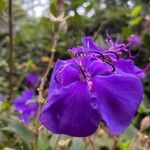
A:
[
  {"xmin": 40, "ymin": 54, "xmax": 143, "ymax": 137},
  {"xmin": 25, "ymin": 73, "xmax": 40, "ymax": 88},
  {"xmin": 69, "ymin": 35, "xmax": 145, "ymax": 76},
  {"xmin": 0, "ymin": 94, "xmax": 3, "ymax": 103},
  {"xmin": 13, "ymin": 89, "xmax": 38, "ymax": 124},
  {"xmin": 128, "ymin": 35, "xmax": 141, "ymax": 47}
]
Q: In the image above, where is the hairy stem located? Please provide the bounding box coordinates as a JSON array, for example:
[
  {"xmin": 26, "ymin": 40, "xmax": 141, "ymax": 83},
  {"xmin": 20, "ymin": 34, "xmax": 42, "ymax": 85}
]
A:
[
  {"xmin": 8, "ymin": 0, "xmax": 14, "ymax": 101},
  {"xmin": 33, "ymin": 28, "xmax": 60, "ymax": 150},
  {"xmin": 93, "ymin": 21, "xmax": 107, "ymax": 40}
]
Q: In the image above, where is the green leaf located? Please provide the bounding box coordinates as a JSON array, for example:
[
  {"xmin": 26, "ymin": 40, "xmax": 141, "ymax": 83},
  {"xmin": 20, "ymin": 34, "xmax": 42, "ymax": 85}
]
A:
[
  {"xmin": 130, "ymin": 5, "xmax": 142, "ymax": 17},
  {"xmin": 70, "ymin": 138, "xmax": 84, "ymax": 150},
  {"xmin": 0, "ymin": 131, "xmax": 6, "ymax": 143},
  {"xmin": 0, "ymin": 102, "xmax": 10, "ymax": 111},
  {"xmin": 1, "ymin": 122, "xmax": 34, "ymax": 147},
  {"xmin": 72, "ymin": 0, "xmax": 85, "ymax": 9},
  {"xmin": 130, "ymin": 16, "xmax": 141, "ymax": 26},
  {"xmin": 116, "ymin": 140, "xmax": 131, "ymax": 150},
  {"xmin": 122, "ymin": 125, "xmax": 138, "ymax": 140},
  {"xmin": 121, "ymin": 27, "xmax": 132, "ymax": 38},
  {"xmin": 0, "ymin": 0, "xmax": 6, "ymax": 12},
  {"xmin": 143, "ymin": 34, "xmax": 150, "ymax": 46},
  {"xmin": 50, "ymin": 0, "xmax": 57, "ymax": 15}
]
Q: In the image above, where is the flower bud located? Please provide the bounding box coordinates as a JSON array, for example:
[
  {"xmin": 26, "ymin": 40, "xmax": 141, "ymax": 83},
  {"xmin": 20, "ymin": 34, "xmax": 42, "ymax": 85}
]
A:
[
  {"xmin": 128, "ymin": 35, "xmax": 141, "ymax": 47},
  {"xmin": 140, "ymin": 116, "xmax": 150, "ymax": 132},
  {"xmin": 58, "ymin": 139, "xmax": 72, "ymax": 150}
]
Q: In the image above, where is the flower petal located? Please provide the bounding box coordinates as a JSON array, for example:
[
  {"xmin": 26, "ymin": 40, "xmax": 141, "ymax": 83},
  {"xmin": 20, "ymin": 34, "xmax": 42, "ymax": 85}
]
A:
[
  {"xmin": 21, "ymin": 109, "xmax": 31, "ymax": 124},
  {"xmin": 82, "ymin": 36, "xmax": 103, "ymax": 52},
  {"xmin": 48, "ymin": 59, "xmax": 80, "ymax": 98},
  {"xmin": 40, "ymin": 81, "xmax": 99, "ymax": 137},
  {"xmin": 22, "ymin": 89, "xmax": 35, "ymax": 101},
  {"xmin": 81, "ymin": 56, "xmax": 113, "ymax": 76},
  {"xmin": 13, "ymin": 96, "xmax": 26, "ymax": 111},
  {"xmin": 92, "ymin": 74, "xmax": 143, "ymax": 135},
  {"xmin": 115, "ymin": 59, "xmax": 145, "ymax": 78},
  {"xmin": 25, "ymin": 73, "xmax": 40, "ymax": 88}
]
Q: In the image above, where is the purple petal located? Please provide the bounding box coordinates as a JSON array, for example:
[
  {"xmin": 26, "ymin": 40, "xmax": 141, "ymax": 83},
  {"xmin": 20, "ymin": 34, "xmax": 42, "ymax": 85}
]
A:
[
  {"xmin": 68, "ymin": 37, "xmax": 104, "ymax": 55},
  {"xmin": 115, "ymin": 59, "xmax": 145, "ymax": 78},
  {"xmin": 40, "ymin": 81, "xmax": 99, "ymax": 137},
  {"xmin": 0, "ymin": 94, "xmax": 3, "ymax": 102},
  {"xmin": 13, "ymin": 90, "xmax": 35, "ymax": 111},
  {"xmin": 22, "ymin": 89, "xmax": 35, "ymax": 100},
  {"xmin": 27, "ymin": 101, "xmax": 39, "ymax": 117},
  {"xmin": 81, "ymin": 56, "xmax": 113, "ymax": 76},
  {"xmin": 48, "ymin": 59, "xmax": 80, "ymax": 98},
  {"xmin": 13, "ymin": 89, "xmax": 38, "ymax": 124},
  {"xmin": 82, "ymin": 36, "xmax": 104, "ymax": 52},
  {"xmin": 21, "ymin": 108, "xmax": 31, "ymax": 124},
  {"xmin": 25, "ymin": 73, "xmax": 40, "ymax": 87},
  {"xmin": 92, "ymin": 74, "xmax": 143, "ymax": 135},
  {"xmin": 13, "ymin": 96, "xmax": 26, "ymax": 111}
]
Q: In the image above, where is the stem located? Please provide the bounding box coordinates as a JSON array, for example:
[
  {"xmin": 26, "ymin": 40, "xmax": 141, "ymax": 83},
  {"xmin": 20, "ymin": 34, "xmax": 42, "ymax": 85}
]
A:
[
  {"xmin": 83, "ymin": 143, "xmax": 89, "ymax": 150},
  {"xmin": 8, "ymin": 0, "xmax": 14, "ymax": 101},
  {"xmin": 93, "ymin": 21, "xmax": 107, "ymax": 40},
  {"xmin": 57, "ymin": 0, "xmax": 63, "ymax": 16},
  {"xmin": 129, "ymin": 132, "xmax": 139, "ymax": 150},
  {"xmin": 54, "ymin": 135, "xmax": 61, "ymax": 150},
  {"xmin": 33, "ymin": 29, "xmax": 60, "ymax": 150}
]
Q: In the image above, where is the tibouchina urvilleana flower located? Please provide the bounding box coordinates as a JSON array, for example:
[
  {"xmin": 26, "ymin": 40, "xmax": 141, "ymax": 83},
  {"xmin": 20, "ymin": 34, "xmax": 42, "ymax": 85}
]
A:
[
  {"xmin": 0, "ymin": 93, "xmax": 3, "ymax": 103},
  {"xmin": 40, "ymin": 35, "xmax": 149, "ymax": 137},
  {"xmin": 25, "ymin": 72, "xmax": 40, "ymax": 88},
  {"xmin": 13, "ymin": 89, "xmax": 38, "ymax": 124}
]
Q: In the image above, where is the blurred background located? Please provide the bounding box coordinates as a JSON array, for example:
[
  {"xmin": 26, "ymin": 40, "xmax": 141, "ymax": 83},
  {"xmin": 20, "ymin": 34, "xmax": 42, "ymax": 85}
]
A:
[{"xmin": 0, "ymin": 0, "xmax": 150, "ymax": 149}]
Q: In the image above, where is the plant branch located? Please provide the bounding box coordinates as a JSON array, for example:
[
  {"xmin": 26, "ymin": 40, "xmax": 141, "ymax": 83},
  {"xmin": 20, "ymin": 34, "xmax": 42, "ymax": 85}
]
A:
[
  {"xmin": 8, "ymin": 0, "xmax": 14, "ymax": 101},
  {"xmin": 33, "ymin": 27, "xmax": 60, "ymax": 150},
  {"xmin": 93, "ymin": 21, "xmax": 107, "ymax": 40}
]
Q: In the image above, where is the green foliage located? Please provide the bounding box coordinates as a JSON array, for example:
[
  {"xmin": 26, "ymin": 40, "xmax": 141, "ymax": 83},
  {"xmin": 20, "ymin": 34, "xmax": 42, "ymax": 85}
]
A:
[
  {"xmin": 129, "ymin": 4, "xmax": 142, "ymax": 27},
  {"xmin": 130, "ymin": 5, "xmax": 142, "ymax": 17},
  {"xmin": 130, "ymin": 16, "xmax": 142, "ymax": 26},
  {"xmin": 71, "ymin": 0, "xmax": 85, "ymax": 9},
  {"xmin": 121, "ymin": 27, "xmax": 132, "ymax": 38},
  {"xmin": 116, "ymin": 140, "xmax": 131, "ymax": 150},
  {"xmin": 0, "ymin": 0, "xmax": 6, "ymax": 12},
  {"xmin": 50, "ymin": 0, "xmax": 57, "ymax": 15},
  {"xmin": 0, "ymin": 116, "xmax": 34, "ymax": 149}
]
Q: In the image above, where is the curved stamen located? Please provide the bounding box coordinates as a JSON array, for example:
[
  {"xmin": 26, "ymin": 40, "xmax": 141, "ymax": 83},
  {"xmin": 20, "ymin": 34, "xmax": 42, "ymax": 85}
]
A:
[
  {"xmin": 128, "ymin": 51, "xmax": 140, "ymax": 59},
  {"xmin": 104, "ymin": 51, "xmax": 119, "ymax": 60},
  {"xmin": 136, "ymin": 61, "xmax": 150, "ymax": 74},
  {"xmin": 77, "ymin": 49, "xmax": 116, "ymax": 73},
  {"xmin": 87, "ymin": 50, "xmax": 105, "ymax": 59},
  {"xmin": 103, "ymin": 59, "xmax": 115, "ymax": 73},
  {"xmin": 93, "ymin": 55, "xmax": 115, "ymax": 73},
  {"xmin": 69, "ymin": 46, "xmax": 116, "ymax": 74}
]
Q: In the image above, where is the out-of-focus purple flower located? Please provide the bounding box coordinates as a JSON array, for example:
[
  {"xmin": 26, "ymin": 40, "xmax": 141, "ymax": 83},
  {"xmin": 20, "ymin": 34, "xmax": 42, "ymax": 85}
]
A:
[
  {"xmin": 0, "ymin": 94, "xmax": 3, "ymax": 103},
  {"xmin": 25, "ymin": 73, "xmax": 40, "ymax": 88},
  {"xmin": 128, "ymin": 35, "xmax": 141, "ymax": 47},
  {"xmin": 40, "ymin": 54, "xmax": 143, "ymax": 137},
  {"xmin": 13, "ymin": 89, "xmax": 38, "ymax": 124}
]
